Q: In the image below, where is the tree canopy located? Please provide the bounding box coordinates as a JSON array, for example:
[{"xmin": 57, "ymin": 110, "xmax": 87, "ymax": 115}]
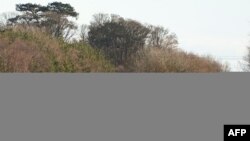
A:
[
  {"xmin": 8, "ymin": 2, "xmax": 79, "ymax": 40},
  {"xmin": 0, "ymin": 1, "xmax": 229, "ymax": 72},
  {"xmin": 88, "ymin": 14, "xmax": 150, "ymax": 66}
]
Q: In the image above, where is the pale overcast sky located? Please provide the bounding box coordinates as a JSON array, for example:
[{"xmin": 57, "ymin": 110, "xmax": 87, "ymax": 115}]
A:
[{"xmin": 1, "ymin": 0, "xmax": 250, "ymax": 71}]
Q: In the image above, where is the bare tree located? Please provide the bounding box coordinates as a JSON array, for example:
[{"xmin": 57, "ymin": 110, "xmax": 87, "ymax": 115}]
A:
[
  {"xmin": 146, "ymin": 25, "xmax": 178, "ymax": 48},
  {"xmin": 91, "ymin": 13, "xmax": 110, "ymax": 27},
  {"xmin": 80, "ymin": 24, "xmax": 89, "ymax": 43},
  {"xmin": 243, "ymin": 47, "xmax": 250, "ymax": 72},
  {"xmin": 0, "ymin": 12, "xmax": 19, "ymax": 30}
]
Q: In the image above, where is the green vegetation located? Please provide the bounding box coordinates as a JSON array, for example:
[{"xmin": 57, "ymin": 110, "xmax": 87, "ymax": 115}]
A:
[
  {"xmin": 0, "ymin": 26, "xmax": 114, "ymax": 72},
  {"xmin": 0, "ymin": 1, "xmax": 229, "ymax": 72}
]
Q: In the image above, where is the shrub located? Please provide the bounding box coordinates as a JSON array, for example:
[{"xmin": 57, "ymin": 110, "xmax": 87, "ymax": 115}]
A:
[
  {"xmin": 0, "ymin": 26, "xmax": 228, "ymax": 73},
  {"xmin": 126, "ymin": 47, "xmax": 229, "ymax": 72},
  {"xmin": 0, "ymin": 26, "xmax": 114, "ymax": 72}
]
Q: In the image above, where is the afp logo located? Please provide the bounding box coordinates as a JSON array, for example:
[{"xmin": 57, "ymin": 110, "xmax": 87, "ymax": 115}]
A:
[{"xmin": 224, "ymin": 125, "xmax": 250, "ymax": 141}]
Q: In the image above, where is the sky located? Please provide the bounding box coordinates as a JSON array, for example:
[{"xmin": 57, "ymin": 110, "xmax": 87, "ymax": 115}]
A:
[{"xmin": 1, "ymin": 0, "xmax": 250, "ymax": 71}]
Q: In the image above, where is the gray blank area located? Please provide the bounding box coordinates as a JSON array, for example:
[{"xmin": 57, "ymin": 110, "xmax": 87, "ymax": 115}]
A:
[{"xmin": 0, "ymin": 74, "xmax": 249, "ymax": 141}]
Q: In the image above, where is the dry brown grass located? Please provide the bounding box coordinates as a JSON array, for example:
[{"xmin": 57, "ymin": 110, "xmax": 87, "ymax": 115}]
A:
[
  {"xmin": 126, "ymin": 47, "xmax": 229, "ymax": 72},
  {"xmin": 0, "ymin": 26, "xmax": 114, "ymax": 72},
  {"xmin": 0, "ymin": 39, "xmax": 51, "ymax": 72},
  {"xmin": 0, "ymin": 26, "xmax": 228, "ymax": 73}
]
